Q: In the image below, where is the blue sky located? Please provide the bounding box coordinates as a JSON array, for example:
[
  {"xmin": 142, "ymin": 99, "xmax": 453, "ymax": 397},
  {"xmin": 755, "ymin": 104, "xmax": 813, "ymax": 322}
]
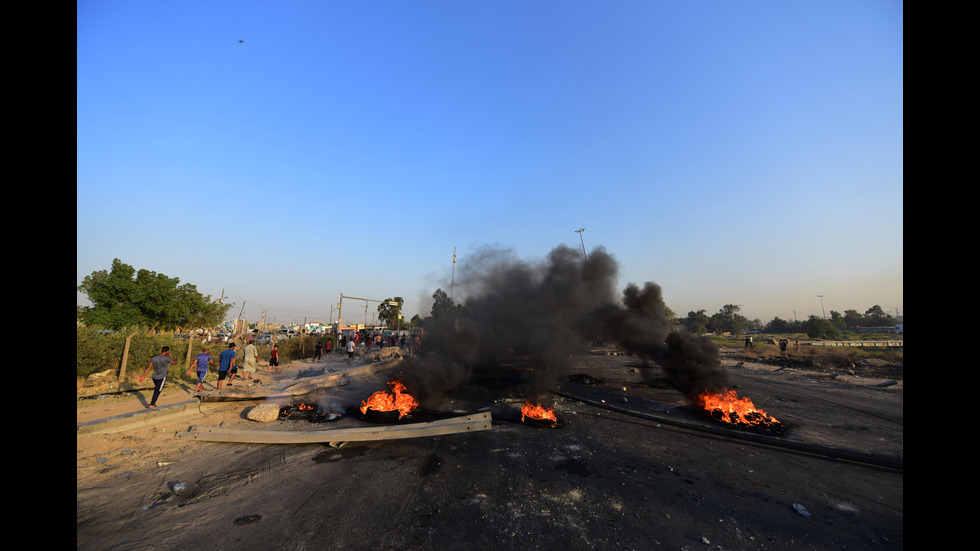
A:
[{"xmin": 77, "ymin": 0, "xmax": 903, "ymax": 326}]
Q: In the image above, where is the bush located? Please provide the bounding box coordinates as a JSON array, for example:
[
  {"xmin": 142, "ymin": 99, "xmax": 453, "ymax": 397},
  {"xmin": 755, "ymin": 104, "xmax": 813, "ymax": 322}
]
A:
[
  {"xmin": 805, "ymin": 318, "xmax": 841, "ymax": 340},
  {"xmin": 78, "ymin": 327, "xmax": 212, "ymax": 383},
  {"xmin": 274, "ymin": 334, "xmax": 322, "ymax": 363},
  {"xmin": 77, "ymin": 326, "xmax": 127, "ymax": 378}
]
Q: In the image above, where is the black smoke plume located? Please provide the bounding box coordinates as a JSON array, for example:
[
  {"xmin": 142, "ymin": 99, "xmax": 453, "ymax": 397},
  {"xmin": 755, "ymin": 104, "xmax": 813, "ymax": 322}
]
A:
[
  {"xmin": 589, "ymin": 281, "xmax": 730, "ymax": 397},
  {"xmin": 401, "ymin": 244, "xmax": 616, "ymax": 400},
  {"xmin": 402, "ymin": 243, "xmax": 729, "ymax": 403}
]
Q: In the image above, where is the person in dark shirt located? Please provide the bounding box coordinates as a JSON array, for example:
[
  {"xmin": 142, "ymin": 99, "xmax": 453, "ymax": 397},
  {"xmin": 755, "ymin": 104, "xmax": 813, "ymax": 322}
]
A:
[
  {"xmin": 140, "ymin": 346, "xmax": 176, "ymax": 408},
  {"xmin": 217, "ymin": 343, "xmax": 237, "ymax": 391}
]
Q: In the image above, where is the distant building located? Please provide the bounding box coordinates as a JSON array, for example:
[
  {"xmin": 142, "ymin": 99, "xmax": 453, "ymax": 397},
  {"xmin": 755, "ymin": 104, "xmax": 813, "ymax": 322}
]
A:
[{"xmin": 304, "ymin": 322, "xmax": 328, "ymax": 334}]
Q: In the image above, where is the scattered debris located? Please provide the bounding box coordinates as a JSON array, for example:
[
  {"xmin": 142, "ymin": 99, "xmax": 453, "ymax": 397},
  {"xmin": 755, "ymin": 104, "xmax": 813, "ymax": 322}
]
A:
[
  {"xmin": 793, "ymin": 503, "xmax": 811, "ymax": 517},
  {"xmin": 246, "ymin": 403, "xmax": 281, "ymax": 423},
  {"xmin": 142, "ymin": 500, "xmax": 168, "ymax": 510},
  {"xmin": 568, "ymin": 373, "xmax": 604, "ymax": 385},
  {"xmin": 233, "ymin": 514, "xmax": 262, "ymax": 526},
  {"xmin": 87, "ymin": 369, "xmax": 114, "ymax": 380}
]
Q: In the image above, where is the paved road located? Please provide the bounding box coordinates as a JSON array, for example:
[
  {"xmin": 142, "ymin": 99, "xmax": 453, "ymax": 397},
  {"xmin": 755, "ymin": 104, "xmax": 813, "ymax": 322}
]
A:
[{"xmin": 77, "ymin": 352, "xmax": 903, "ymax": 551}]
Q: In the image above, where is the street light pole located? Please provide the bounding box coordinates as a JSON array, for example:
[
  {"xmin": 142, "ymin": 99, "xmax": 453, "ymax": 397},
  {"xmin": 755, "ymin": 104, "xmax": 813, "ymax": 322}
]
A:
[{"xmin": 575, "ymin": 228, "xmax": 588, "ymax": 262}]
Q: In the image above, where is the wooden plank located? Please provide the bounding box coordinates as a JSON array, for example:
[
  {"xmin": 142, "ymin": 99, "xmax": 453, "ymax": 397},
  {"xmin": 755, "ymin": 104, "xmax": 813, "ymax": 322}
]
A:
[{"xmin": 175, "ymin": 411, "xmax": 492, "ymax": 444}]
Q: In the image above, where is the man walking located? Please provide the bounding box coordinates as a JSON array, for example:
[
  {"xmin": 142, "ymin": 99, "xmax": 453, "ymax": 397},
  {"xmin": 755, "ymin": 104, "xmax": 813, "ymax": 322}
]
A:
[
  {"xmin": 187, "ymin": 348, "xmax": 214, "ymax": 393},
  {"xmin": 242, "ymin": 338, "xmax": 258, "ymax": 380},
  {"xmin": 346, "ymin": 338, "xmax": 357, "ymax": 364},
  {"xmin": 217, "ymin": 342, "xmax": 236, "ymax": 390},
  {"xmin": 140, "ymin": 346, "xmax": 176, "ymax": 408}
]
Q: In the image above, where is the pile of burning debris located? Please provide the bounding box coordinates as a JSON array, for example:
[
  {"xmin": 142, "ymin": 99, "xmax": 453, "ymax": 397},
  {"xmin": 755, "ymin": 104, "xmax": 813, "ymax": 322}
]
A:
[
  {"xmin": 280, "ymin": 375, "xmax": 783, "ymax": 436},
  {"xmin": 692, "ymin": 388, "xmax": 786, "ymax": 434},
  {"xmin": 278, "ymin": 402, "xmax": 342, "ymax": 423},
  {"xmin": 358, "ymin": 377, "xmax": 562, "ymax": 429},
  {"xmin": 276, "ymin": 374, "xmax": 564, "ymax": 432}
]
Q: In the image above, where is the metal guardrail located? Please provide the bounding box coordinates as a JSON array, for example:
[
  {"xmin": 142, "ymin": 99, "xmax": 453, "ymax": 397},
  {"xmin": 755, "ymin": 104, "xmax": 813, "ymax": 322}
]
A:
[{"xmin": 805, "ymin": 341, "xmax": 903, "ymax": 347}]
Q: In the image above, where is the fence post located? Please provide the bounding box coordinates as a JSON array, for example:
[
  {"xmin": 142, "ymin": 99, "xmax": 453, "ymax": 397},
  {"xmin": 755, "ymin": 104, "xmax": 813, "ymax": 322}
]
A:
[
  {"xmin": 185, "ymin": 336, "xmax": 195, "ymax": 373},
  {"xmin": 119, "ymin": 331, "xmax": 139, "ymax": 380}
]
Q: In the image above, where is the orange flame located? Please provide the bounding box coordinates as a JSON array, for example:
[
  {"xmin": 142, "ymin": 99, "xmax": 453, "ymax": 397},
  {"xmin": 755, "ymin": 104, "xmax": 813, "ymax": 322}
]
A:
[
  {"xmin": 360, "ymin": 380, "xmax": 419, "ymax": 419},
  {"xmin": 694, "ymin": 389, "xmax": 781, "ymax": 427},
  {"xmin": 521, "ymin": 401, "xmax": 558, "ymax": 426}
]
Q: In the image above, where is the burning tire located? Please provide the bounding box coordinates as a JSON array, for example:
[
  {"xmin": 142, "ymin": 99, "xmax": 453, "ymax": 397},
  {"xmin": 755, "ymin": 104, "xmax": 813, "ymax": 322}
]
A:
[
  {"xmin": 359, "ymin": 379, "xmax": 420, "ymax": 422},
  {"xmin": 520, "ymin": 401, "xmax": 560, "ymax": 429},
  {"xmin": 693, "ymin": 389, "xmax": 786, "ymax": 434}
]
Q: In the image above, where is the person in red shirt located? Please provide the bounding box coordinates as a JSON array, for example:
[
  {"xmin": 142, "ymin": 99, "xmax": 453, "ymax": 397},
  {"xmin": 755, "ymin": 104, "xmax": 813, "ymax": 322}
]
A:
[{"xmin": 268, "ymin": 344, "xmax": 280, "ymax": 375}]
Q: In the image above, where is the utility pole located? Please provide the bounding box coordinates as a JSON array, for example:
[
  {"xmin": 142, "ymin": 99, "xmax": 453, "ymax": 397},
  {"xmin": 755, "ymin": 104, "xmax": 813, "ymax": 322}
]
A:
[
  {"xmin": 575, "ymin": 228, "xmax": 588, "ymax": 263},
  {"xmin": 236, "ymin": 301, "xmax": 246, "ymax": 334},
  {"xmin": 451, "ymin": 247, "xmax": 457, "ymax": 301},
  {"xmin": 338, "ymin": 294, "xmax": 388, "ymax": 334},
  {"xmin": 575, "ymin": 227, "xmax": 598, "ymax": 314},
  {"xmin": 818, "ymin": 295, "xmax": 826, "ymax": 319},
  {"xmin": 337, "ymin": 295, "xmax": 343, "ymax": 335}
]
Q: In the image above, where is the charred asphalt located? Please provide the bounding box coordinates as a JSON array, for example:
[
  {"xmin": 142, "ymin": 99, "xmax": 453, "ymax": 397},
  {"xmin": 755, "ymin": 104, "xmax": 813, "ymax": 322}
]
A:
[{"xmin": 76, "ymin": 351, "xmax": 902, "ymax": 551}]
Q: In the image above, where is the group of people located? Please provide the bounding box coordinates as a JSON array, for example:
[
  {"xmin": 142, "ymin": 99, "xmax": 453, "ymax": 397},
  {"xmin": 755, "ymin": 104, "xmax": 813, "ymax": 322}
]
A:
[
  {"xmin": 339, "ymin": 332, "xmax": 407, "ymax": 350},
  {"xmin": 777, "ymin": 338, "xmax": 800, "ymax": 353},
  {"xmin": 311, "ymin": 339, "xmax": 333, "ymax": 361},
  {"xmin": 140, "ymin": 337, "xmax": 280, "ymax": 409},
  {"xmin": 139, "ymin": 332, "xmax": 414, "ymax": 408},
  {"xmin": 192, "ymin": 338, "xmax": 270, "ymax": 392}
]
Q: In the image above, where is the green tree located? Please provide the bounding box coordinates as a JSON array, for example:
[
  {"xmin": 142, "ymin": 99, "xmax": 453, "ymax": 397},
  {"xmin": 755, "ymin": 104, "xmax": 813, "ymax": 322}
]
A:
[
  {"xmin": 77, "ymin": 258, "xmax": 230, "ymax": 331},
  {"xmin": 829, "ymin": 310, "xmax": 845, "ymax": 328},
  {"xmin": 707, "ymin": 304, "xmax": 747, "ymax": 334},
  {"xmin": 866, "ymin": 304, "xmax": 889, "ymax": 327},
  {"xmin": 764, "ymin": 317, "xmax": 793, "ymax": 333},
  {"xmin": 842, "ymin": 309, "xmax": 864, "ymax": 328},
  {"xmin": 805, "ymin": 315, "xmax": 841, "ymax": 339},
  {"xmin": 663, "ymin": 304, "xmax": 679, "ymax": 331},
  {"xmin": 683, "ymin": 309, "xmax": 710, "ymax": 334},
  {"xmin": 429, "ymin": 288, "xmax": 461, "ymax": 319},
  {"xmin": 377, "ymin": 297, "xmax": 405, "ymax": 329}
]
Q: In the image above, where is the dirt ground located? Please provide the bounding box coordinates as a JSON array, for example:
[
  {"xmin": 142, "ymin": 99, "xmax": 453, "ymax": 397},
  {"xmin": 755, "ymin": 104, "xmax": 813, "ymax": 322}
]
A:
[{"xmin": 77, "ymin": 347, "xmax": 903, "ymax": 550}]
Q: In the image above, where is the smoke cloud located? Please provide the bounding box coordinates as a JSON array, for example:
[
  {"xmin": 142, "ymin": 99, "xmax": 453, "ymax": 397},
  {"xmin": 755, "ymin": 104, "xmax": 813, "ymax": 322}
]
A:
[{"xmin": 401, "ymin": 243, "xmax": 730, "ymax": 403}]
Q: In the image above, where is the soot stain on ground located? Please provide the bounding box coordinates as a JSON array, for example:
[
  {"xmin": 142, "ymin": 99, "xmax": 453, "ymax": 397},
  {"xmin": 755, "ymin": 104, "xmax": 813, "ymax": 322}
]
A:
[
  {"xmin": 554, "ymin": 458, "xmax": 591, "ymax": 477},
  {"xmin": 233, "ymin": 514, "xmax": 262, "ymax": 526},
  {"xmin": 311, "ymin": 445, "xmax": 372, "ymax": 463},
  {"xmin": 418, "ymin": 453, "xmax": 444, "ymax": 477}
]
